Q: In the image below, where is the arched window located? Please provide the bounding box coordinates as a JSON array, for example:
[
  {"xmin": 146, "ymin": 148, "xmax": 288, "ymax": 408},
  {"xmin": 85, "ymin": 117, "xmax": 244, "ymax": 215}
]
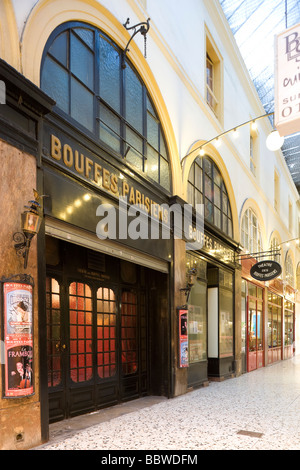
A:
[
  {"xmin": 296, "ymin": 263, "xmax": 300, "ymax": 290},
  {"xmin": 285, "ymin": 254, "xmax": 295, "ymax": 288},
  {"xmin": 187, "ymin": 156, "xmax": 233, "ymax": 237},
  {"xmin": 269, "ymin": 236, "xmax": 280, "ymax": 262},
  {"xmin": 241, "ymin": 208, "xmax": 263, "ymax": 255},
  {"xmin": 41, "ymin": 22, "xmax": 171, "ymax": 191}
]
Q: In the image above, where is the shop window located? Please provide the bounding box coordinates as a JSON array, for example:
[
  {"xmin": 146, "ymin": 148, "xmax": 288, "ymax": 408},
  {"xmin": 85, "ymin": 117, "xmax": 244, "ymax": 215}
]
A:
[
  {"xmin": 219, "ymin": 269, "xmax": 233, "ymax": 358},
  {"xmin": 247, "ymin": 283, "xmax": 264, "ymax": 371},
  {"xmin": 41, "ymin": 23, "xmax": 171, "ymax": 191},
  {"xmin": 241, "ymin": 208, "xmax": 263, "ymax": 255},
  {"xmin": 205, "ymin": 32, "xmax": 222, "ymax": 121},
  {"xmin": 284, "ymin": 299, "xmax": 294, "ymax": 353},
  {"xmin": 186, "ymin": 252, "xmax": 207, "ymax": 364},
  {"xmin": 187, "ymin": 156, "xmax": 233, "ymax": 237},
  {"xmin": 267, "ymin": 293, "xmax": 282, "ymax": 364}
]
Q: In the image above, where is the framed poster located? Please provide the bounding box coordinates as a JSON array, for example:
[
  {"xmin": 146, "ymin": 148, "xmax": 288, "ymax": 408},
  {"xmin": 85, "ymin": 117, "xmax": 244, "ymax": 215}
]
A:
[
  {"xmin": 1, "ymin": 277, "xmax": 34, "ymax": 398},
  {"xmin": 178, "ymin": 307, "xmax": 188, "ymax": 368}
]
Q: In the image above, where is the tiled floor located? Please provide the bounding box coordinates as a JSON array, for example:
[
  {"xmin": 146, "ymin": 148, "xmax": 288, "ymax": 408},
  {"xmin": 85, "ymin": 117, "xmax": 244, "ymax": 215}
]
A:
[{"xmin": 33, "ymin": 356, "xmax": 300, "ymax": 450}]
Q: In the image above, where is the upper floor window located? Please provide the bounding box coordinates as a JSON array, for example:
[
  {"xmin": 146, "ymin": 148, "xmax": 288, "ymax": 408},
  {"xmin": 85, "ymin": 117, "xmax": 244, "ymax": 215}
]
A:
[
  {"xmin": 41, "ymin": 22, "xmax": 171, "ymax": 191},
  {"xmin": 187, "ymin": 156, "xmax": 233, "ymax": 238},
  {"xmin": 241, "ymin": 208, "xmax": 263, "ymax": 255},
  {"xmin": 249, "ymin": 122, "xmax": 259, "ymax": 177},
  {"xmin": 205, "ymin": 31, "xmax": 222, "ymax": 121}
]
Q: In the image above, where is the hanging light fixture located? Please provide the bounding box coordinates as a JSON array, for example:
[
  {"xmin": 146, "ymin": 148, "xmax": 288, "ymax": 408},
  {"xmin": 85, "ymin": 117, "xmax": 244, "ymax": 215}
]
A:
[{"xmin": 266, "ymin": 130, "xmax": 285, "ymax": 151}]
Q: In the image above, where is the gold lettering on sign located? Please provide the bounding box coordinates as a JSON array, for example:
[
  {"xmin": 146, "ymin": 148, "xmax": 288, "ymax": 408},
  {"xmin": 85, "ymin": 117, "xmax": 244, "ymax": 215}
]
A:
[
  {"xmin": 49, "ymin": 134, "xmax": 169, "ymax": 223},
  {"xmin": 51, "ymin": 135, "xmax": 62, "ymax": 160}
]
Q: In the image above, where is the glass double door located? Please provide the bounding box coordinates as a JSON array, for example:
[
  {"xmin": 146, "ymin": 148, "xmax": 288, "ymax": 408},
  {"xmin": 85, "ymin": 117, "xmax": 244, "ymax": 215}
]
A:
[
  {"xmin": 46, "ymin": 277, "xmax": 147, "ymax": 422},
  {"xmin": 248, "ymin": 295, "xmax": 263, "ymax": 371}
]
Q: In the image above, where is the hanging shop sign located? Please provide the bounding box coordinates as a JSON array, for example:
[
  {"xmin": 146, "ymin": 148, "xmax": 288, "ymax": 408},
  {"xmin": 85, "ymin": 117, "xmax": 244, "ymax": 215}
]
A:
[
  {"xmin": 250, "ymin": 260, "xmax": 282, "ymax": 282},
  {"xmin": 275, "ymin": 22, "xmax": 300, "ymax": 136},
  {"xmin": 1, "ymin": 276, "xmax": 34, "ymax": 398},
  {"xmin": 178, "ymin": 307, "xmax": 188, "ymax": 368}
]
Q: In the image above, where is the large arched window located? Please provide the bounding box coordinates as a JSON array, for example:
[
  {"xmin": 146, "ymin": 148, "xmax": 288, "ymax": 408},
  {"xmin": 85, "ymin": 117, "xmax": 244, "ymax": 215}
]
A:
[
  {"xmin": 187, "ymin": 156, "xmax": 233, "ymax": 237},
  {"xmin": 41, "ymin": 22, "xmax": 171, "ymax": 191},
  {"xmin": 241, "ymin": 208, "xmax": 263, "ymax": 255},
  {"xmin": 285, "ymin": 253, "xmax": 295, "ymax": 288}
]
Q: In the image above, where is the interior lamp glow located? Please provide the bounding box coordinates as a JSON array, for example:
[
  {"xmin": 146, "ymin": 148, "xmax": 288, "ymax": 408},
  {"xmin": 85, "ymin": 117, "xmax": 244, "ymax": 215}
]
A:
[{"xmin": 266, "ymin": 130, "xmax": 284, "ymax": 151}]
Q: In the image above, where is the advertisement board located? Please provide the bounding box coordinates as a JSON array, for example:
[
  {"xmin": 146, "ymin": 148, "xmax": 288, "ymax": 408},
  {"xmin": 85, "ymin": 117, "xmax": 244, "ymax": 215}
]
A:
[
  {"xmin": 1, "ymin": 280, "xmax": 34, "ymax": 398},
  {"xmin": 178, "ymin": 308, "xmax": 188, "ymax": 368}
]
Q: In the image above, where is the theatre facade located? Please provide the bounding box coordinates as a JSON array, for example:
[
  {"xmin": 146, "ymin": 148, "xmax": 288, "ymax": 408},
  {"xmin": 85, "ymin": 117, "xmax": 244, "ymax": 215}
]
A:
[{"xmin": 0, "ymin": 0, "xmax": 299, "ymax": 450}]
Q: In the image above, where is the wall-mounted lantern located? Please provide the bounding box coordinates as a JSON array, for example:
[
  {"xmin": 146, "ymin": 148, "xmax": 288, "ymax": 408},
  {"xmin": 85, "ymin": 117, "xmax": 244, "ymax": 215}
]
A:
[
  {"xmin": 180, "ymin": 268, "xmax": 198, "ymax": 303},
  {"xmin": 13, "ymin": 191, "xmax": 42, "ymax": 269}
]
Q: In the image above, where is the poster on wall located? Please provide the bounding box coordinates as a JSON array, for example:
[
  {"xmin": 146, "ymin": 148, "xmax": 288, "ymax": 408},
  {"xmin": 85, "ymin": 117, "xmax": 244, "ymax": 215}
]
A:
[
  {"xmin": 1, "ymin": 280, "xmax": 34, "ymax": 398},
  {"xmin": 178, "ymin": 308, "xmax": 188, "ymax": 368}
]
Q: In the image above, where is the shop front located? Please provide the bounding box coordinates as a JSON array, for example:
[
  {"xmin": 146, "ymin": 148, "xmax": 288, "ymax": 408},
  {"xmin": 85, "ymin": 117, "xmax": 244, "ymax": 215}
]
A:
[
  {"xmin": 185, "ymin": 226, "xmax": 240, "ymax": 387},
  {"xmin": 283, "ymin": 287, "xmax": 295, "ymax": 360},
  {"xmin": 36, "ymin": 20, "xmax": 176, "ymax": 430},
  {"xmin": 242, "ymin": 258, "xmax": 265, "ymax": 372},
  {"xmin": 242, "ymin": 257, "xmax": 295, "ymax": 372}
]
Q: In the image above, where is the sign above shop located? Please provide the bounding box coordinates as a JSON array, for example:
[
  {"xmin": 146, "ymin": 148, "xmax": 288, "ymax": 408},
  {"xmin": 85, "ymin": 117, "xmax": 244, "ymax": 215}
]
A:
[
  {"xmin": 250, "ymin": 260, "xmax": 282, "ymax": 281},
  {"xmin": 275, "ymin": 22, "xmax": 300, "ymax": 136}
]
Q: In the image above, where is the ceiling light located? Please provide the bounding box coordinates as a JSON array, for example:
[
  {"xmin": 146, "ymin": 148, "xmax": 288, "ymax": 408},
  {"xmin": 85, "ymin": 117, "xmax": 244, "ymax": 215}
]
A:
[{"xmin": 266, "ymin": 130, "xmax": 285, "ymax": 151}]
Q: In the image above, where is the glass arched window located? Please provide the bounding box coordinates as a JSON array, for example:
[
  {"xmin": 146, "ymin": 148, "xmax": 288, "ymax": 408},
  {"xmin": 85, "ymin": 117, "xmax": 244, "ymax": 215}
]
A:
[
  {"xmin": 41, "ymin": 22, "xmax": 171, "ymax": 191},
  {"xmin": 241, "ymin": 208, "xmax": 263, "ymax": 255},
  {"xmin": 187, "ymin": 156, "xmax": 233, "ymax": 237},
  {"xmin": 269, "ymin": 236, "xmax": 280, "ymax": 262},
  {"xmin": 285, "ymin": 254, "xmax": 295, "ymax": 288}
]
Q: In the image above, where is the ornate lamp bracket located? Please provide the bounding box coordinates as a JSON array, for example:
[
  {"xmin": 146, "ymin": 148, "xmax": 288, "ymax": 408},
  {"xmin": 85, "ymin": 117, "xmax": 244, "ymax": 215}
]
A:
[{"xmin": 122, "ymin": 17, "xmax": 150, "ymax": 68}]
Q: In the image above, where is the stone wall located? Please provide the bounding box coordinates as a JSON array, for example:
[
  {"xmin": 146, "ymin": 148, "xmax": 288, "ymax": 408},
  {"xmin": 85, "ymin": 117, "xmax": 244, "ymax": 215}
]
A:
[{"xmin": 0, "ymin": 139, "xmax": 41, "ymax": 450}]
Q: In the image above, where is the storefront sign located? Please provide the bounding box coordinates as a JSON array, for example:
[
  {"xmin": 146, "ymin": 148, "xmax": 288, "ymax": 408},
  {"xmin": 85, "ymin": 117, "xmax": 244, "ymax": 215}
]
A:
[
  {"xmin": 43, "ymin": 127, "xmax": 169, "ymax": 225},
  {"xmin": 250, "ymin": 260, "xmax": 282, "ymax": 281},
  {"xmin": 188, "ymin": 224, "xmax": 236, "ymax": 265},
  {"xmin": 1, "ymin": 280, "xmax": 34, "ymax": 398},
  {"xmin": 275, "ymin": 22, "xmax": 300, "ymax": 136},
  {"xmin": 178, "ymin": 308, "xmax": 188, "ymax": 368}
]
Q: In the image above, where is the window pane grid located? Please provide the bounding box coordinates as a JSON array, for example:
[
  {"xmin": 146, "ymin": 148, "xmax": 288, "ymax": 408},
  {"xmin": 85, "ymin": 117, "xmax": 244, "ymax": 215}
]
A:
[
  {"xmin": 41, "ymin": 23, "xmax": 171, "ymax": 190},
  {"xmin": 121, "ymin": 290, "xmax": 138, "ymax": 376},
  {"xmin": 69, "ymin": 282, "xmax": 93, "ymax": 383},
  {"xmin": 188, "ymin": 156, "xmax": 233, "ymax": 237},
  {"xmin": 97, "ymin": 288, "xmax": 117, "ymax": 379}
]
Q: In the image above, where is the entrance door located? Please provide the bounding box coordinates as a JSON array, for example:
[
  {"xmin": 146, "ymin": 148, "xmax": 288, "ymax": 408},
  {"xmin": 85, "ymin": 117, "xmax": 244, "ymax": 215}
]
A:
[
  {"xmin": 46, "ymin": 277, "xmax": 147, "ymax": 422},
  {"xmin": 248, "ymin": 298, "xmax": 263, "ymax": 372}
]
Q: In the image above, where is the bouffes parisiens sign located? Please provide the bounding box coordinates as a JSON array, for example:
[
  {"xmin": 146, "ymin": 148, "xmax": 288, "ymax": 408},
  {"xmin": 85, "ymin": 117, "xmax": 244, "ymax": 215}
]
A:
[{"xmin": 275, "ymin": 22, "xmax": 300, "ymax": 136}]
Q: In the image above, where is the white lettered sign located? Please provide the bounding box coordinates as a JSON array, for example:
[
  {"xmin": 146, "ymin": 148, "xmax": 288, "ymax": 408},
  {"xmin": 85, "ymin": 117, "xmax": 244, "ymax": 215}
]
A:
[{"xmin": 275, "ymin": 22, "xmax": 300, "ymax": 136}]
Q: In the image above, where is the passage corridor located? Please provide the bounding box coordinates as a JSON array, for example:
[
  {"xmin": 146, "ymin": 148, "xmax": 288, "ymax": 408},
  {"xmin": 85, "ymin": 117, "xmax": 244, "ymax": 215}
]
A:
[{"xmin": 34, "ymin": 357, "xmax": 300, "ymax": 450}]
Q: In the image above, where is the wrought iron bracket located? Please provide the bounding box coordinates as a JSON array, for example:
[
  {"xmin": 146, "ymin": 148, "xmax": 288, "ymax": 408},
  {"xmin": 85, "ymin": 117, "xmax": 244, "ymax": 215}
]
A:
[
  {"xmin": 13, "ymin": 232, "xmax": 34, "ymax": 270},
  {"xmin": 122, "ymin": 17, "xmax": 150, "ymax": 68}
]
